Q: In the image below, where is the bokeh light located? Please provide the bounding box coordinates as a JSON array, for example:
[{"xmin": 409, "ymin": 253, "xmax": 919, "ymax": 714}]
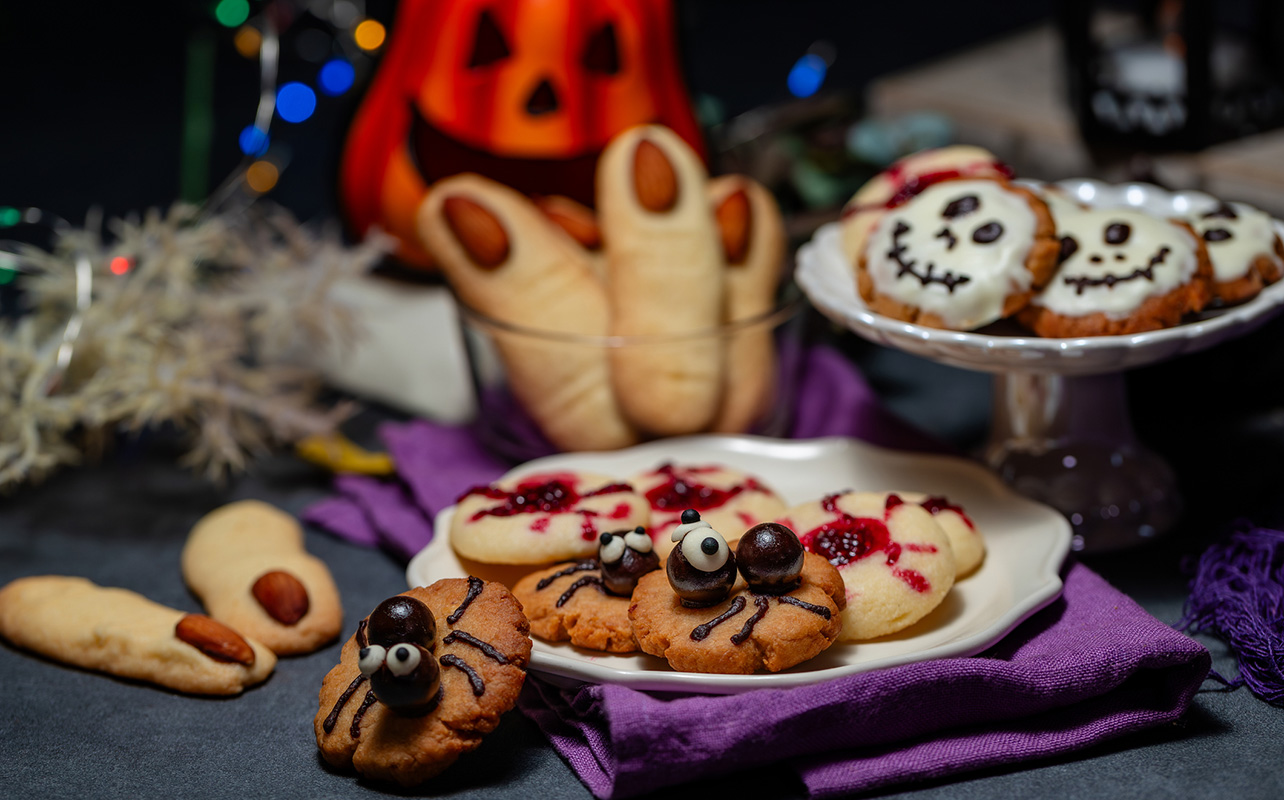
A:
[
  {"xmin": 233, "ymin": 25, "xmax": 262, "ymax": 59},
  {"xmin": 787, "ymin": 53, "xmax": 827, "ymax": 98},
  {"xmin": 246, "ymin": 160, "xmax": 280, "ymax": 194},
  {"xmin": 238, "ymin": 125, "xmax": 270, "ymax": 156},
  {"xmin": 276, "ymin": 82, "xmax": 317, "ymax": 123},
  {"xmin": 214, "ymin": 0, "xmax": 250, "ymax": 29},
  {"xmin": 318, "ymin": 58, "xmax": 355, "ymax": 96},
  {"xmin": 0, "ymin": 254, "xmax": 16, "ymax": 285},
  {"xmin": 109, "ymin": 256, "xmax": 132, "ymax": 276},
  {"xmin": 354, "ymin": 19, "xmax": 386, "ymax": 51},
  {"xmin": 0, "ymin": 207, "xmax": 20, "ymax": 228}
]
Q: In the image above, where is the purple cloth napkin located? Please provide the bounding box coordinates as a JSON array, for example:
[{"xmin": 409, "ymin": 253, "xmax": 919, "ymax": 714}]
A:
[
  {"xmin": 519, "ymin": 563, "xmax": 1210, "ymax": 798},
  {"xmin": 302, "ymin": 345, "xmax": 938, "ymax": 560}
]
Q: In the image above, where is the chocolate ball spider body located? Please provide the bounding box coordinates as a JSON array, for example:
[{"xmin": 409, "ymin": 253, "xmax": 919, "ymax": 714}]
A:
[
  {"xmin": 598, "ymin": 527, "xmax": 660, "ymax": 596},
  {"xmin": 666, "ymin": 509, "xmax": 737, "ymax": 608},
  {"xmin": 736, "ymin": 522, "xmax": 805, "ymax": 594},
  {"xmin": 359, "ymin": 595, "xmax": 442, "ymax": 715}
]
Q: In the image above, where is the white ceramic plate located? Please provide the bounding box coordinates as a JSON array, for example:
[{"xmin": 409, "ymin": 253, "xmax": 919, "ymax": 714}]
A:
[
  {"xmin": 796, "ymin": 180, "xmax": 1284, "ymax": 376},
  {"xmin": 405, "ymin": 435, "xmax": 1071, "ymax": 694}
]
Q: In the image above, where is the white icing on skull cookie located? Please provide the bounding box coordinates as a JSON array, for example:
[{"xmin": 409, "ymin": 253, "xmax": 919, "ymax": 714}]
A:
[
  {"xmin": 1033, "ymin": 207, "xmax": 1201, "ymax": 317},
  {"xmin": 863, "ymin": 179, "xmax": 1039, "ymax": 329},
  {"xmin": 1185, "ymin": 200, "xmax": 1284, "ymax": 286}
]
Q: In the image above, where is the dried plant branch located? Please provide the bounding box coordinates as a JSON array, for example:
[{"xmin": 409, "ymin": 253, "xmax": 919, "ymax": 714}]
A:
[{"xmin": 0, "ymin": 203, "xmax": 390, "ymax": 491}]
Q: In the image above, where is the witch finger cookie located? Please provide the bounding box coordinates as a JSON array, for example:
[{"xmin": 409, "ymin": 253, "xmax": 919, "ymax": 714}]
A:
[{"xmin": 857, "ymin": 177, "xmax": 1061, "ymax": 330}]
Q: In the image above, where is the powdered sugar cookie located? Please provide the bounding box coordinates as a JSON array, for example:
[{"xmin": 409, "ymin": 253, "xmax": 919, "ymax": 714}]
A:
[
  {"xmin": 780, "ymin": 491, "xmax": 956, "ymax": 641},
  {"xmin": 628, "ymin": 518, "xmax": 844, "ymax": 673},
  {"xmin": 1018, "ymin": 206, "xmax": 1212, "ymax": 336},
  {"xmin": 450, "ymin": 471, "xmax": 650, "ymax": 565},
  {"xmin": 182, "ymin": 500, "xmax": 343, "ymax": 656},
  {"xmin": 858, "ymin": 178, "xmax": 1060, "ymax": 330},
  {"xmin": 1185, "ymin": 200, "xmax": 1284, "ymax": 304},
  {"xmin": 315, "ymin": 578, "xmax": 531, "ymax": 786},
  {"xmin": 512, "ymin": 527, "xmax": 660, "ymax": 653},
  {"xmin": 629, "ymin": 463, "xmax": 787, "ymax": 555}
]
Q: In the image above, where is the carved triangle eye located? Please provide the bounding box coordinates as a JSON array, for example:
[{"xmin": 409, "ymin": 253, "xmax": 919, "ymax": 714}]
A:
[
  {"xmin": 582, "ymin": 22, "xmax": 621, "ymax": 75},
  {"xmin": 468, "ymin": 9, "xmax": 510, "ymax": 69}
]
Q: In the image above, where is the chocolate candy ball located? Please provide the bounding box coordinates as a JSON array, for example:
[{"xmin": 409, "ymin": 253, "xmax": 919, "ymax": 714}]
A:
[
  {"xmin": 367, "ymin": 595, "xmax": 437, "ymax": 650},
  {"xmin": 599, "ymin": 527, "xmax": 660, "ymax": 597},
  {"xmin": 666, "ymin": 527, "xmax": 737, "ymax": 608},
  {"xmin": 736, "ymin": 522, "xmax": 804, "ymax": 594}
]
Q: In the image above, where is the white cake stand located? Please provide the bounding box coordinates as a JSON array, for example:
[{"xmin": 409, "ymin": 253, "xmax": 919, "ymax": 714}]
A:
[{"xmin": 796, "ymin": 180, "xmax": 1284, "ymax": 553}]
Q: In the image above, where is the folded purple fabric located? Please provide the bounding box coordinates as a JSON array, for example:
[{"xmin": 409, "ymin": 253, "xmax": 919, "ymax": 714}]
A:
[
  {"xmin": 302, "ymin": 345, "xmax": 938, "ymax": 560},
  {"xmin": 519, "ymin": 563, "xmax": 1210, "ymax": 798}
]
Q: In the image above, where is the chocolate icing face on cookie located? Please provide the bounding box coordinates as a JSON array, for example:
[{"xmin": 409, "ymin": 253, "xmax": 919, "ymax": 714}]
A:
[
  {"xmin": 863, "ymin": 179, "xmax": 1042, "ymax": 329},
  {"xmin": 666, "ymin": 510, "xmax": 738, "ymax": 608},
  {"xmin": 598, "ymin": 527, "xmax": 660, "ymax": 596},
  {"xmin": 1033, "ymin": 207, "xmax": 1202, "ymax": 317},
  {"xmin": 359, "ymin": 596, "xmax": 442, "ymax": 715},
  {"xmin": 1185, "ymin": 200, "xmax": 1284, "ymax": 290}
]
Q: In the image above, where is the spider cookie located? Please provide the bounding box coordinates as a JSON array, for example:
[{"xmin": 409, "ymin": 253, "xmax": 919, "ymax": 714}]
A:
[
  {"xmin": 1185, "ymin": 200, "xmax": 1284, "ymax": 304},
  {"xmin": 1019, "ymin": 206, "xmax": 1212, "ymax": 337},
  {"xmin": 858, "ymin": 178, "xmax": 1061, "ymax": 330},
  {"xmin": 450, "ymin": 471, "xmax": 650, "ymax": 565},
  {"xmin": 629, "ymin": 462, "xmax": 787, "ymax": 555},
  {"xmin": 182, "ymin": 500, "xmax": 343, "ymax": 656},
  {"xmin": 315, "ymin": 578, "xmax": 532, "ymax": 787},
  {"xmin": 0, "ymin": 575, "xmax": 275, "ymax": 695},
  {"xmin": 628, "ymin": 513, "xmax": 844, "ymax": 674},
  {"xmin": 780, "ymin": 492, "xmax": 956, "ymax": 641},
  {"xmin": 840, "ymin": 145, "xmax": 1013, "ymax": 268},
  {"xmin": 512, "ymin": 527, "xmax": 660, "ymax": 652}
]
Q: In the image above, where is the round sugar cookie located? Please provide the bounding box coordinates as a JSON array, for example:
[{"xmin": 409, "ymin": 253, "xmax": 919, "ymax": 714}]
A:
[
  {"xmin": 884, "ymin": 492, "xmax": 984, "ymax": 578},
  {"xmin": 779, "ymin": 491, "xmax": 956, "ymax": 641},
  {"xmin": 1185, "ymin": 200, "xmax": 1284, "ymax": 304},
  {"xmin": 858, "ymin": 178, "xmax": 1060, "ymax": 330},
  {"xmin": 629, "ymin": 463, "xmax": 787, "ymax": 555},
  {"xmin": 450, "ymin": 471, "xmax": 650, "ymax": 565}
]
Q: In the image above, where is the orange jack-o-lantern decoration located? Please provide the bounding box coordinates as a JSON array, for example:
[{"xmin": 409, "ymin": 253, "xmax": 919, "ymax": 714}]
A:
[{"xmin": 340, "ymin": 0, "xmax": 706, "ymax": 268}]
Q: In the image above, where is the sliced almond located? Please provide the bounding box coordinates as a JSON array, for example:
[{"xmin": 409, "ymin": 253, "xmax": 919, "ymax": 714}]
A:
[
  {"xmin": 632, "ymin": 139, "xmax": 678, "ymax": 213},
  {"xmin": 715, "ymin": 187, "xmax": 752, "ymax": 264},
  {"xmin": 251, "ymin": 570, "xmax": 310, "ymax": 626},
  {"xmin": 442, "ymin": 195, "xmax": 510, "ymax": 268},
  {"xmin": 175, "ymin": 613, "xmax": 256, "ymax": 667},
  {"xmin": 537, "ymin": 196, "xmax": 603, "ymax": 250}
]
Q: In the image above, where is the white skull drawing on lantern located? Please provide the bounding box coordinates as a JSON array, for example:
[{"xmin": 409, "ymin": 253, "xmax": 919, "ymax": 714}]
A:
[
  {"xmin": 862, "ymin": 179, "xmax": 1042, "ymax": 329},
  {"xmin": 1031, "ymin": 207, "xmax": 1202, "ymax": 318}
]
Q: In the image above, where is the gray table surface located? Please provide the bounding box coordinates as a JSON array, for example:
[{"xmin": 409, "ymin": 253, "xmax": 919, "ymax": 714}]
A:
[{"xmin": 4, "ymin": 312, "xmax": 1284, "ymax": 799}]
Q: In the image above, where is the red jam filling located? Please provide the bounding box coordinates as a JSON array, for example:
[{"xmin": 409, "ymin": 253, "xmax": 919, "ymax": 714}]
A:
[
  {"xmin": 459, "ymin": 474, "xmax": 634, "ymax": 541},
  {"xmin": 644, "ymin": 463, "xmax": 769, "ymax": 512},
  {"xmin": 800, "ymin": 493, "xmax": 933, "ymax": 593}
]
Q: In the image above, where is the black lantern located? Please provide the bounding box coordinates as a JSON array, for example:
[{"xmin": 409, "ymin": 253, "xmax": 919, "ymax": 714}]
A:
[{"xmin": 1058, "ymin": 0, "xmax": 1284, "ymax": 151}]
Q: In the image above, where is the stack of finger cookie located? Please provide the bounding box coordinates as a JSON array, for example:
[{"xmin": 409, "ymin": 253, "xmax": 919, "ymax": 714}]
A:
[
  {"xmin": 418, "ymin": 124, "xmax": 787, "ymax": 452},
  {"xmin": 842, "ymin": 145, "xmax": 1283, "ymax": 336}
]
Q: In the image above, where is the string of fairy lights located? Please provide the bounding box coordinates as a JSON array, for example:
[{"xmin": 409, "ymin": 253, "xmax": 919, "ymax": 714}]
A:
[{"xmin": 0, "ymin": 0, "xmax": 389, "ymax": 397}]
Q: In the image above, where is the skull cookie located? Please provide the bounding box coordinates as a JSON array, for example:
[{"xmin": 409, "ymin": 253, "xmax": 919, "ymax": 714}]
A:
[
  {"xmin": 858, "ymin": 178, "xmax": 1060, "ymax": 330},
  {"xmin": 1184, "ymin": 200, "xmax": 1284, "ymax": 304},
  {"xmin": 1019, "ymin": 207, "xmax": 1213, "ymax": 337}
]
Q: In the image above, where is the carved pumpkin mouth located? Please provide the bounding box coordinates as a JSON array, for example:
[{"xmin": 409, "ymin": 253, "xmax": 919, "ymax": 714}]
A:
[{"xmin": 410, "ymin": 105, "xmax": 602, "ymax": 207}]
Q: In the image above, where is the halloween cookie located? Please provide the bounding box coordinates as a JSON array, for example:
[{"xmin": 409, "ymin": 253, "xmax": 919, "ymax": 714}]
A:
[
  {"xmin": 315, "ymin": 578, "xmax": 532, "ymax": 787},
  {"xmin": 450, "ymin": 471, "xmax": 651, "ymax": 565},
  {"xmin": 882, "ymin": 492, "xmax": 984, "ymax": 579},
  {"xmin": 858, "ymin": 177, "xmax": 1061, "ymax": 330},
  {"xmin": 1185, "ymin": 200, "xmax": 1284, "ymax": 304},
  {"xmin": 598, "ymin": 124, "xmax": 726, "ymax": 436},
  {"xmin": 840, "ymin": 145, "xmax": 1013, "ymax": 269},
  {"xmin": 181, "ymin": 500, "xmax": 343, "ymax": 656},
  {"xmin": 1018, "ymin": 206, "xmax": 1212, "ymax": 336},
  {"xmin": 629, "ymin": 462, "xmax": 788, "ymax": 555},
  {"xmin": 708, "ymin": 174, "xmax": 787, "ymax": 434},
  {"xmin": 0, "ymin": 575, "xmax": 275, "ymax": 695},
  {"xmin": 780, "ymin": 492, "xmax": 956, "ymax": 641},
  {"xmin": 629, "ymin": 513, "xmax": 844, "ymax": 673},
  {"xmin": 512, "ymin": 527, "xmax": 660, "ymax": 652},
  {"xmin": 418, "ymin": 172, "xmax": 638, "ymax": 452}
]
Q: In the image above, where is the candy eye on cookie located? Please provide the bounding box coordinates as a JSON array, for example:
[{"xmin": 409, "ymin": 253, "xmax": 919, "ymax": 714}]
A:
[{"xmin": 667, "ymin": 510, "xmax": 738, "ymax": 607}]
